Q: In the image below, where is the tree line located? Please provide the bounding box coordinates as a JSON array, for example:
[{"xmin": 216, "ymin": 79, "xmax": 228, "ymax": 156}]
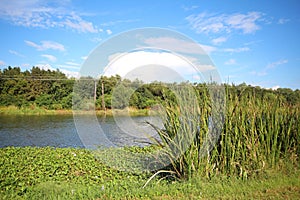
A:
[{"xmin": 0, "ymin": 66, "xmax": 299, "ymax": 110}]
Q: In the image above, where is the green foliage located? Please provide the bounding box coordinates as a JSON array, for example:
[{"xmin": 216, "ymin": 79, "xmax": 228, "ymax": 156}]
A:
[
  {"xmin": 1, "ymin": 66, "xmax": 300, "ymax": 111},
  {"xmin": 0, "ymin": 147, "xmax": 144, "ymax": 198},
  {"xmin": 111, "ymin": 83, "xmax": 134, "ymax": 109},
  {"xmin": 0, "ymin": 67, "xmax": 74, "ymax": 110},
  {"xmin": 0, "ymin": 147, "xmax": 299, "ymax": 199},
  {"xmin": 149, "ymin": 83, "xmax": 300, "ymax": 181}
]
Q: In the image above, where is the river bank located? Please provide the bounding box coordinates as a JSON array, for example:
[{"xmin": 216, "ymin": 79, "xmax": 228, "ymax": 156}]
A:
[{"xmin": 0, "ymin": 106, "xmax": 155, "ymax": 116}]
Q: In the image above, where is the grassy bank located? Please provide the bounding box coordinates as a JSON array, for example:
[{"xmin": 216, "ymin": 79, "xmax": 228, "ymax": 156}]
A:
[
  {"xmin": 1, "ymin": 85, "xmax": 299, "ymax": 199},
  {"xmin": 0, "ymin": 147, "xmax": 299, "ymax": 199},
  {"xmin": 0, "ymin": 106, "xmax": 153, "ymax": 116}
]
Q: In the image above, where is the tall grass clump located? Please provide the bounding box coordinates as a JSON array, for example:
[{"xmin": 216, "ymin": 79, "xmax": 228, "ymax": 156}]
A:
[
  {"xmin": 150, "ymin": 84, "xmax": 299, "ymax": 181},
  {"xmin": 147, "ymin": 83, "xmax": 225, "ymax": 180},
  {"xmin": 220, "ymin": 87, "xmax": 299, "ymax": 178}
]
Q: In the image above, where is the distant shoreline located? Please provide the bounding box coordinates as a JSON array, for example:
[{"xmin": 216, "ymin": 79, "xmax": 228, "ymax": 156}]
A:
[{"xmin": 0, "ymin": 106, "xmax": 156, "ymax": 116}]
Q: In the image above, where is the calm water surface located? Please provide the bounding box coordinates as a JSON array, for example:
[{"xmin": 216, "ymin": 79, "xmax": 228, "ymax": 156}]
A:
[{"xmin": 0, "ymin": 115, "xmax": 160, "ymax": 148}]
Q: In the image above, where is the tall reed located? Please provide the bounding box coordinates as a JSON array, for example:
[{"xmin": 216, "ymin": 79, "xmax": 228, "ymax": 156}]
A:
[{"xmin": 151, "ymin": 84, "xmax": 299, "ymax": 180}]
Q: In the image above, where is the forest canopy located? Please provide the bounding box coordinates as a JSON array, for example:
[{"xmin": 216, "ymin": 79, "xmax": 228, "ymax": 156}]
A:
[{"xmin": 0, "ymin": 66, "xmax": 299, "ymax": 110}]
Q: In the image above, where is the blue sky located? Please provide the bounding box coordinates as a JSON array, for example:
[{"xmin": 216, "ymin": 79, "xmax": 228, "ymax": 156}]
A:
[{"xmin": 0, "ymin": 0, "xmax": 299, "ymax": 89}]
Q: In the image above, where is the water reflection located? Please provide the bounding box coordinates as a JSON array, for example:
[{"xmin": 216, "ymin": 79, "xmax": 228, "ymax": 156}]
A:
[{"xmin": 0, "ymin": 115, "xmax": 160, "ymax": 148}]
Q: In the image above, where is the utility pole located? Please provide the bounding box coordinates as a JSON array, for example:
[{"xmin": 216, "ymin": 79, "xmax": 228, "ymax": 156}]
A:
[
  {"xmin": 94, "ymin": 79, "xmax": 97, "ymax": 103},
  {"xmin": 101, "ymin": 80, "xmax": 105, "ymax": 111}
]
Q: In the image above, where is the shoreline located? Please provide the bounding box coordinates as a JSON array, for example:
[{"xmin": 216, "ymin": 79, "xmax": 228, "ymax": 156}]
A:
[{"xmin": 0, "ymin": 106, "xmax": 157, "ymax": 116}]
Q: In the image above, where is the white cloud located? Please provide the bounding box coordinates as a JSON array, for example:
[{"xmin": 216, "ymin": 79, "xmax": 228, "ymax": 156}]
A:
[
  {"xmin": 251, "ymin": 59, "xmax": 288, "ymax": 76},
  {"xmin": 90, "ymin": 37, "xmax": 102, "ymax": 43},
  {"xmin": 250, "ymin": 70, "xmax": 267, "ymax": 76},
  {"xmin": 144, "ymin": 37, "xmax": 216, "ymax": 54},
  {"xmin": 271, "ymin": 85, "xmax": 280, "ymax": 90},
  {"xmin": 186, "ymin": 11, "xmax": 263, "ymax": 34},
  {"xmin": 104, "ymin": 51, "xmax": 215, "ymax": 82},
  {"xmin": 243, "ymin": 40, "xmax": 263, "ymax": 46},
  {"xmin": 53, "ymin": 61, "xmax": 81, "ymax": 73},
  {"xmin": 65, "ymin": 62, "xmax": 80, "ymax": 66},
  {"xmin": 192, "ymin": 75, "xmax": 201, "ymax": 80},
  {"xmin": 278, "ymin": 18, "xmax": 290, "ymax": 24},
  {"xmin": 35, "ymin": 63, "xmax": 79, "ymax": 78},
  {"xmin": 56, "ymin": 65, "xmax": 79, "ymax": 70},
  {"xmin": 212, "ymin": 37, "xmax": 227, "ymax": 45},
  {"xmin": 101, "ymin": 19, "xmax": 140, "ymax": 26},
  {"xmin": 108, "ymin": 53, "xmax": 123, "ymax": 63},
  {"xmin": 223, "ymin": 47, "xmax": 250, "ymax": 53},
  {"xmin": 63, "ymin": 12, "xmax": 99, "ymax": 33},
  {"xmin": 60, "ymin": 69, "xmax": 79, "ymax": 78},
  {"xmin": 182, "ymin": 5, "xmax": 199, "ymax": 11},
  {"xmin": 21, "ymin": 63, "xmax": 30, "ymax": 67},
  {"xmin": 226, "ymin": 12, "xmax": 262, "ymax": 34},
  {"xmin": 9, "ymin": 50, "xmax": 25, "ymax": 57},
  {"xmin": 81, "ymin": 56, "xmax": 88, "ymax": 60},
  {"xmin": 56, "ymin": 62, "xmax": 81, "ymax": 71},
  {"xmin": 41, "ymin": 54, "xmax": 57, "ymax": 62},
  {"xmin": 0, "ymin": 0, "xmax": 100, "ymax": 33},
  {"xmin": 0, "ymin": 60, "xmax": 6, "ymax": 66},
  {"xmin": 225, "ymin": 59, "xmax": 236, "ymax": 65},
  {"xmin": 266, "ymin": 59, "xmax": 288, "ymax": 69},
  {"xmin": 25, "ymin": 40, "xmax": 65, "ymax": 51},
  {"xmin": 106, "ymin": 29, "xmax": 112, "ymax": 35},
  {"xmin": 201, "ymin": 44, "xmax": 217, "ymax": 54},
  {"xmin": 58, "ymin": 65, "xmax": 80, "ymax": 70}
]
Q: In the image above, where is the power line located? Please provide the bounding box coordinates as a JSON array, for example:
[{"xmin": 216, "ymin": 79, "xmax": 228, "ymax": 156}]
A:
[{"xmin": 0, "ymin": 76, "xmax": 98, "ymax": 81}]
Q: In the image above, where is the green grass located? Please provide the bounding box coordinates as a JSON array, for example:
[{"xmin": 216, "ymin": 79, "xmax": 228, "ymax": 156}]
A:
[
  {"xmin": 0, "ymin": 106, "xmax": 154, "ymax": 116},
  {"xmin": 0, "ymin": 147, "xmax": 299, "ymax": 199},
  {"xmin": 16, "ymin": 172, "xmax": 300, "ymax": 199},
  {"xmin": 146, "ymin": 84, "xmax": 300, "ymax": 180},
  {"xmin": 0, "ymin": 105, "xmax": 61, "ymax": 115},
  {"xmin": 1, "ymin": 85, "xmax": 299, "ymax": 199}
]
